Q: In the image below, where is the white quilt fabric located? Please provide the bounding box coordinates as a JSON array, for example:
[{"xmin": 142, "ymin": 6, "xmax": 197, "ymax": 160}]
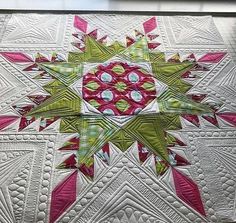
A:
[{"xmin": 0, "ymin": 14, "xmax": 235, "ymax": 223}]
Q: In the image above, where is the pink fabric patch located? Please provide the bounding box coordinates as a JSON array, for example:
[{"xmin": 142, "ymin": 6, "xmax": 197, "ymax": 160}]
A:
[
  {"xmin": 35, "ymin": 53, "xmax": 49, "ymax": 62},
  {"xmin": 59, "ymin": 136, "xmax": 80, "ymax": 151},
  {"xmin": 51, "ymin": 53, "xmax": 65, "ymax": 62},
  {"xmin": 96, "ymin": 143, "xmax": 110, "ymax": 164},
  {"xmin": 79, "ymin": 162, "xmax": 94, "ymax": 178},
  {"xmin": 74, "ymin": 16, "xmax": 88, "ymax": 33},
  {"xmin": 181, "ymin": 71, "xmax": 192, "ymax": 78},
  {"xmin": 88, "ymin": 29, "xmax": 98, "ymax": 39},
  {"xmin": 198, "ymin": 52, "xmax": 226, "ymax": 63},
  {"xmin": 168, "ymin": 149, "xmax": 189, "ymax": 166},
  {"xmin": 0, "ymin": 116, "xmax": 19, "ymax": 130},
  {"xmin": 148, "ymin": 42, "xmax": 160, "ymax": 50},
  {"xmin": 191, "ymin": 63, "xmax": 208, "ymax": 71},
  {"xmin": 98, "ymin": 35, "xmax": 108, "ymax": 44},
  {"xmin": 19, "ymin": 117, "xmax": 36, "ymax": 131},
  {"xmin": 217, "ymin": 113, "xmax": 236, "ymax": 127},
  {"xmin": 182, "ymin": 114, "xmax": 200, "ymax": 127},
  {"xmin": 126, "ymin": 36, "xmax": 135, "ymax": 47},
  {"xmin": 147, "ymin": 34, "xmax": 158, "ymax": 40},
  {"xmin": 143, "ymin": 17, "xmax": 157, "ymax": 34},
  {"xmin": 1, "ymin": 52, "xmax": 33, "ymax": 63},
  {"xmin": 50, "ymin": 170, "xmax": 77, "ymax": 223},
  {"xmin": 185, "ymin": 53, "xmax": 196, "ymax": 62},
  {"xmin": 12, "ymin": 104, "xmax": 35, "ymax": 116},
  {"xmin": 23, "ymin": 64, "xmax": 41, "ymax": 72},
  {"xmin": 58, "ymin": 154, "xmax": 77, "ymax": 169},
  {"xmin": 39, "ymin": 117, "xmax": 59, "ymax": 132},
  {"xmin": 172, "ymin": 168, "xmax": 206, "ymax": 216},
  {"xmin": 138, "ymin": 142, "xmax": 150, "ymax": 163},
  {"xmin": 175, "ymin": 138, "xmax": 186, "ymax": 146},
  {"xmin": 188, "ymin": 94, "xmax": 206, "ymax": 103},
  {"xmin": 28, "ymin": 95, "xmax": 50, "ymax": 105},
  {"xmin": 202, "ymin": 114, "xmax": 218, "ymax": 127}
]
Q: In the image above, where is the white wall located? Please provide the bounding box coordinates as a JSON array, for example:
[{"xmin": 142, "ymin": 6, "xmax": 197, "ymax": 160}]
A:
[{"xmin": 0, "ymin": 0, "xmax": 235, "ymax": 12}]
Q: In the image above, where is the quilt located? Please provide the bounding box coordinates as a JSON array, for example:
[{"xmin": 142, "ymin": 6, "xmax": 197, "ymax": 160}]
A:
[{"xmin": 0, "ymin": 13, "xmax": 235, "ymax": 223}]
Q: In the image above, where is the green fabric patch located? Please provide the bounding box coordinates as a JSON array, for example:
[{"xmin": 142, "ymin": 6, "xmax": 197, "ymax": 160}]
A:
[
  {"xmin": 69, "ymin": 36, "xmax": 115, "ymax": 63},
  {"xmin": 110, "ymin": 129, "xmax": 135, "ymax": 151},
  {"xmin": 89, "ymin": 99, "xmax": 100, "ymax": 109},
  {"xmin": 28, "ymin": 88, "xmax": 82, "ymax": 117},
  {"xmin": 149, "ymin": 52, "xmax": 166, "ymax": 62},
  {"xmin": 142, "ymin": 82, "xmax": 155, "ymax": 91},
  {"xmin": 39, "ymin": 62, "xmax": 82, "ymax": 86},
  {"xmin": 121, "ymin": 37, "xmax": 150, "ymax": 62},
  {"xmin": 43, "ymin": 79, "xmax": 67, "ymax": 95},
  {"xmin": 152, "ymin": 62, "xmax": 194, "ymax": 93},
  {"xmin": 112, "ymin": 64, "xmax": 125, "ymax": 75},
  {"xmin": 158, "ymin": 89, "xmax": 212, "ymax": 115},
  {"xmin": 116, "ymin": 99, "xmax": 130, "ymax": 112},
  {"xmin": 109, "ymin": 41, "xmax": 126, "ymax": 54},
  {"xmin": 84, "ymin": 81, "xmax": 100, "ymax": 91},
  {"xmin": 78, "ymin": 116, "xmax": 118, "ymax": 163},
  {"xmin": 124, "ymin": 114, "xmax": 169, "ymax": 161},
  {"xmin": 115, "ymin": 82, "xmax": 127, "ymax": 92},
  {"xmin": 60, "ymin": 116, "xmax": 82, "ymax": 133}
]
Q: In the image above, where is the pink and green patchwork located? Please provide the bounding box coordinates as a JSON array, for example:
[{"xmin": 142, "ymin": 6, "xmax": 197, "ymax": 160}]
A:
[{"xmin": 83, "ymin": 62, "xmax": 157, "ymax": 115}]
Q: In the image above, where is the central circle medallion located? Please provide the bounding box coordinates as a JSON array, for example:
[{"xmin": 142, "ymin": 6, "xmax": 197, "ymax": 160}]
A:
[{"xmin": 82, "ymin": 62, "xmax": 157, "ymax": 115}]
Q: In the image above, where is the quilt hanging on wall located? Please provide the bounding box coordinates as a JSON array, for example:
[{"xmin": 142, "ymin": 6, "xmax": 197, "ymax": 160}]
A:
[{"xmin": 0, "ymin": 13, "xmax": 235, "ymax": 223}]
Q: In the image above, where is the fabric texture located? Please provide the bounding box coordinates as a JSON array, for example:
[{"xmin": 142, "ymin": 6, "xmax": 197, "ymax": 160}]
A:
[{"xmin": 0, "ymin": 13, "xmax": 235, "ymax": 223}]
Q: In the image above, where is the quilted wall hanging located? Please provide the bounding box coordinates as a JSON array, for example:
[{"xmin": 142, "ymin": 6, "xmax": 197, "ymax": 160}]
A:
[{"xmin": 0, "ymin": 13, "xmax": 235, "ymax": 223}]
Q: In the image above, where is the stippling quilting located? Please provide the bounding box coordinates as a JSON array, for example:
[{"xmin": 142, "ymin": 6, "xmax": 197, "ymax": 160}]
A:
[{"xmin": 0, "ymin": 14, "xmax": 235, "ymax": 223}]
